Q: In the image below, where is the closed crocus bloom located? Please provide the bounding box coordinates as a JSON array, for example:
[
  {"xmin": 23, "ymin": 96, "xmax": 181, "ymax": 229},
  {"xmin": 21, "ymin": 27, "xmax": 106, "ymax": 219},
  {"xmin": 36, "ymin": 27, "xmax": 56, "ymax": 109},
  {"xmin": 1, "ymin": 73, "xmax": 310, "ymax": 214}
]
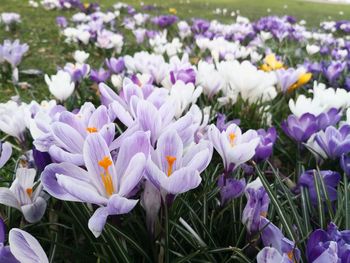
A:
[
  {"xmin": 42, "ymin": 131, "xmax": 150, "ymax": 237},
  {"xmin": 73, "ymin": 50, "xmax": 89, "ymax": 64},
  {"xmin": 208, "ymin": 123, "xmax": 260, "ymax": 172},
  {"xmin": 105, "ymin": 57, "xmax": 125, "ymax": 74},
  {"xmin": 45, "ymin": 70, "xmax": 75, "ymax": 101},
  {"xmin": 0, "ymin": 168, "xmax": 47, "ymax": 223},
  {"xmin": 0, "ymin": 142, "xmax": 12, "ymax": 169},
  {"xmin": 281, "ymin": 113, "xmax": 319, "ymax": 142},
  {"xmin": 254, "ymin": 127, "xmax": 277, "ymax": 162},
  {"xmin": 259, "ymin": 218, "xmax": 301, "ymax": 263},
  {"xmin": 306, "ymin": 44, "xmax": 320, "ymax": 55},
  {"xmin": 9, "ymin": 228, "xmax": 48, "ymax": 263},
  {"xmin": 242, "ymin": 178, "xmax": 270, "ymax": 233},
  {"xmin": 146, "ymin": 129, "xmax": 212, "ymax": 197},
  {"xmin": 196, "ymin": 60, "xmax": 224, "ymax": 98}
]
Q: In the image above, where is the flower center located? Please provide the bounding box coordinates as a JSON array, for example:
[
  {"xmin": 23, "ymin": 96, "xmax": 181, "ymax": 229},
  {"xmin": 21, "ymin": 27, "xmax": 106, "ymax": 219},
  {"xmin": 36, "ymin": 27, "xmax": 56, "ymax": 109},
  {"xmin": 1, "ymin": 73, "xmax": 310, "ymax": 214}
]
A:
[
  {"xmin": 166, "ymin": 156, "xmax": 177, "ymax": 177},
  {"xmin": 98, "ymin": 156, "xmax": 114, "ymax": 196},
  {"xmin": 26, "ymin": 188, "xmax": 33, "ymax": 198},
  {"xmin": 287, "ymin": 250, "xmax": 296, "ymax": 263},
  {"xmin": 86, "ymin": 127, "xmax": 98, "ymax": 133},
  {"xmin": 228, "ymin": 132, "xmax": 236, "ymax": 147},
  {"xmin": 288, "ymin": 72, "xmax": 312, "ymax": 92}
]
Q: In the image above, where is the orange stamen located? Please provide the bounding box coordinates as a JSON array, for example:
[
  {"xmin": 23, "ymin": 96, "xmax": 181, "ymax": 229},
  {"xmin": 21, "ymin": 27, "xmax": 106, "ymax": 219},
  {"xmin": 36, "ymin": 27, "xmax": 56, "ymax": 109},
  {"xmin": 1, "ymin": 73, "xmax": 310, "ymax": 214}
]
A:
[
  {"xmin": 166, "ymin": 156, "xmax": 177, "ymax": 177},
  {"xmin": 26, "ymin": 188, "xmax": 33, "ymax": 198},
  {"xmin": 86, "ymin": 127, "xmax": 98, "ymax": 133},
  {"xmin": 260, "ymin": 211, "xmax": 267, "ymax": 218},
  {"xmin": 228, "ymin": 132, "xmax": 236, "ymax": 147},
  {"xmin": 287, "ymin": 250, "xmax": 296, "ymax": 263},
  {"xmin": 98, "ymin": 156, "xmax": 114, "ymax": 196}
]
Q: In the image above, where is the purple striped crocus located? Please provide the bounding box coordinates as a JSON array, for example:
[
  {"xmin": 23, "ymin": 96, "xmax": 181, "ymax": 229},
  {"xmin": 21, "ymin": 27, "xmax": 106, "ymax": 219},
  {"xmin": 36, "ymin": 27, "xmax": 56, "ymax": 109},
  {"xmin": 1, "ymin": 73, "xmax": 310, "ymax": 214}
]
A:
[{"xmin": 42, "ymin": 131, "xmax": 150, "ymax": 237}]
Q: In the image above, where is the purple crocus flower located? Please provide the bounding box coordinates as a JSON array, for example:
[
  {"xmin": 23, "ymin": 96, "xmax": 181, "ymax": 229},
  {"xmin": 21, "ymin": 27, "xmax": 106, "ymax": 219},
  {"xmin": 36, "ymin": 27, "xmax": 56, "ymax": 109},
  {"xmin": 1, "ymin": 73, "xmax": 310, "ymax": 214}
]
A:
[
  {"xmin": 56, "ymin": 16, "xmax": 67, "ymax": 28},
  {"xmin": 146, "ymin": 129, "xmax": 212, "ymax": 198},
  {"xmin": 32, "ymin": 147, "xmax": 51, "ymax": 174},
  {"xmin": 259, "ymin": 217, "xmax": 301, "ymax": 262},
  {"xmin": 242, "ymin": 178, "xmax": 270, "ymax": 233},
  {"xmin": 254, "ymin": 127, "xmax": 277, "ymax": 162},
  {"xmin": 323, "ymin": 61, "xmax": 346, "ymax": 86},
  {"xmin": 90, "ymin": 68, "xmax": 110, "ymax": 83},
  {"xmin": 170, "ymin": 68, "xmax": 196, "ymax": 85},
  {"xmin": 218, "ymin": 175, "xmax": 246, "ymax": 205},
  {"xmin": 64, "ymin": 63, "xmax": 90, "ymax": 82},
  {"xmin": 191, "ymin": 18, "xmax": 210, "ymax": 34},
  {"xmin": 306, "ymin": 222, "xmax": 350, "ymax": 262},
  {"xmin": 0, "ymin": 142, "xmax": 12, "ymax": 169},
  {"xmin": 105, "ymin": 57, "xmax": 125, "ymax": 74},
  {"xmin": 216, "ymin": 113, "xmax": 240, "ymax": 132},
  {"xmin": 282, "ymin": 113, "xmax": 319, "ymax": 142},
  {"xmin": 298, "ymin": 170, "xmax": 340, "ymax": 205},
  {"xmin": 47, "ymin": 104, "xmax": 114, "ymax": 166},
  {"xmin": 315, "ymin": 125, "xmax": 350, "ymax": 159},
  {"xmin": 0, "ymin": 168, "xmax": 47, "ymax": 223},
  {"xmin": 152, "ymin": 15, "xmax": 178, "ymax": 28},
  {"xmin": 9, "ymin": 228, "xmax": 48, "ymax": 263},
  {"xmin": 316, "ymin": 108, "xmax": 342, "ymax": 130},
  {"xmin": 42, "ymin": 131, "xmax": 150, "ymax": 237},
  {"xmin": 0, "ymin": 40, "xmax": 29, "ymax": 68}
]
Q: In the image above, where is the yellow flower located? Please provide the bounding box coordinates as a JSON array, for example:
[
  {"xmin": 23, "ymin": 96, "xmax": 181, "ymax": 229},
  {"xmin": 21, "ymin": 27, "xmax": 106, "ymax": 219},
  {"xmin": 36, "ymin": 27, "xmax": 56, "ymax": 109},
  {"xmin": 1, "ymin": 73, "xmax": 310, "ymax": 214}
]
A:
[
  {"xmin": 261, "ymin": 54, "xmax": 284, "ymax": 72},
  {"xmin": 84, "ymin": 3, "xmax": 90, "ymax": 9},
  {"xmin": 288, "ymin": 72, "xmax": 312, "ymax": 92},
  {"xmin": 169, "ymin": 8, "xmax": 177, "ymax": 14}
]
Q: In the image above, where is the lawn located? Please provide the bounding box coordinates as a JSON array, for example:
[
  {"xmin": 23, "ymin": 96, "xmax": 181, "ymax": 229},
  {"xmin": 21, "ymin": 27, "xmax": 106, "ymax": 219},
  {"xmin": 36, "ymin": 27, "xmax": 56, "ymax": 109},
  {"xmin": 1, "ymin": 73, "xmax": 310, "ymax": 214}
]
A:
[{"xmin": 0, "ymin": 0, "xmax": 350, "ymax": 102}]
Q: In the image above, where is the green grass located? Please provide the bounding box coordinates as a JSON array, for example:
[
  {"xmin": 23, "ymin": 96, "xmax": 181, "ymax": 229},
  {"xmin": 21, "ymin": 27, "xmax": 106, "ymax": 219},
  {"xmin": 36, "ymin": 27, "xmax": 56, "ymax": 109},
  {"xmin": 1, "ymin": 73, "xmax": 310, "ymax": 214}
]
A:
[{"xmin": 0, "ymin": 0, "xmax": 350, "ymax": 102}]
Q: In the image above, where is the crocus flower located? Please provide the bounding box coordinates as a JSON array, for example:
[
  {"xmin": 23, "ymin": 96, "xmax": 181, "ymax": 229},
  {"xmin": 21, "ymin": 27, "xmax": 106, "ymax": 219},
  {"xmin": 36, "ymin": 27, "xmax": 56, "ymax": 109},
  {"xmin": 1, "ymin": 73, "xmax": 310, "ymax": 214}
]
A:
[
  {"xmin": 9, "ymin": 228, "xmax": 48, "ymax": 263},
  {"xmin": 152, "ymin": 15, "xmax": 178, "ymax": 28},
  {"xmin": 0, "ymin": 168, "xmax": 47, "ymax": 223},
  {"xmin": 63, "ymin": 63, "xmax": 90, "ymax": 82},
  {"xmin": 254, "ymin": 127, "xmax": 277, "ymax": 162},
  {"xmin": 260, "ymin": 53, "xmax": 284, "ymax": 72},
  {"xmin": 281, "ymin": 113, "xmax": 319, "ymax": 142},
  {"xmin": 216, "ymin": 113, "xmax": 240, "ymax": 132},
  {"xmin": 56, "ymin": 16, "xmax": 67, "ymax": 28},
  {"xmin": 0, "ymin": 39, "xmax": 29, "ymax": 68},
  {"xmin": 298, "ymin": 170, "xmax": 340, "ymax": 205},
  {"xmin": 218, "ymin": 176, "xmax": 246, "ymax": 205},
  {"xmin": 259, "ymin": 217, "xmax": 301, "ymax": 262},
  {"xmin": 315, "ymin": 125, "xmax": 350, "ymax": 159},
  {"xmin": 105, "ymin": 57, "xmax": 125, "ymax": 74},
  {"xmin": 90, "ymin": 68, "xmax": 110, "ymax": 83},
  {"xmin": 257, "ymin": 247, "xmax": 294, "ymax": 263},
  {"xmin": 306, "ymin": 222, "xmax": 350, "ymax": 263},
  {"xmin": 208, "ymin": 123, "xmax": 260, "ymax": 172},
  {"xmin": 47, "ymin": 103, "xmax": 114, "ymax": 166},
  {"xmin": 275, "ymin": 67, "xmax": 312, "ymax": 93},
  {"xmin": 242, "ymin": 178, "xmax": 270, "ymax": 233},
  {"xmin": 45, "ymin": 70, "xmax": 75, "ymax": 101},
  {"xmin": 0, "ymin": 218, "xmax": 18, "ymax": 262},
  {"xmin": 323, "ymin": 61, "xmax": 346, "ymax": 86},
  {"xmin": 73, "ymin": 50, "xmax": 89, "ymax": 64},
  {"xmin": 146, "ymin": 129, "xmax": 212, "ymax": 197},
  {"xmin": 0, "ymin": 142, "xmax": 12, "ymax": 169},
  {"xmin": 42, "ymin": 131, "xmax": 150, "ymax": 237}
]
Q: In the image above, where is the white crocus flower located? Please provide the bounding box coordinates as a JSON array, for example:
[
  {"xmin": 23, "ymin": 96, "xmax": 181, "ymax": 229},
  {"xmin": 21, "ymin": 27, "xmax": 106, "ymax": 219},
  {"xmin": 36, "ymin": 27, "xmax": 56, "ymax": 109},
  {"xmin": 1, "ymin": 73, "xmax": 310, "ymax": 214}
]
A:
[
  {"xmin": 196, "ymin": 60, "xmax": 224, "ymax": 98},
  {"xmin": 306, "ymin": 44, "xmax": 320, "ymax": 55},
  {"xmin": 73, "ymin": 50, "xmax": 89, "ymax": 64},
  {"xmin": 168, "ymin": 81, "xmax": 202, "ymax": 118},
  {"xmin": 45, "ymin": 70, "xmax": 75, "ymax": 101},
  {"xmin": 0, "ymin": 101, "xmax": 28, "ymax": 141}
]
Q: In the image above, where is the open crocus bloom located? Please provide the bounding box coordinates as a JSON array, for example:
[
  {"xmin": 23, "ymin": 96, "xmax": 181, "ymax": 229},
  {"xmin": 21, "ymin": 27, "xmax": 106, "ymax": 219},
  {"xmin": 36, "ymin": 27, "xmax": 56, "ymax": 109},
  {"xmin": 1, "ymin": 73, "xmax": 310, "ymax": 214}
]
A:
[
  {"xmin": 257, "ymin": 247, "xmax": 294, "ymax": 263},
  {"xmin": 9, "ymin": 228, "xmax": 48, "ymax": 263},
  {"xmin": 47, "ymin": 103, "xmax": 115, "ymax": 166},
  {"xmin": 208, "ymin": 123, "xmax": 259, "ymax": 172},
  {"xmin": 146, "ymin": 129, "xmax": 212, "ymax": 196},
  {"xmin": 42, "ymin": 131, "xmax": 150, "ymax": 237},
  {"xmin": 0, "ymin": 168, "xmax": 47, "ymax": 223}
]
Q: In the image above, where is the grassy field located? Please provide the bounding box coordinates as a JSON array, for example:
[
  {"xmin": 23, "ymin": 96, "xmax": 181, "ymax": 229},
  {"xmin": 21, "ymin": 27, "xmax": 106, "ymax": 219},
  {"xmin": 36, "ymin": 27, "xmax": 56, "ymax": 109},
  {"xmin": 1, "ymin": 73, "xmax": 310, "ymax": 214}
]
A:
[{"xmin": 0, "ymin": 0, "xmax": 350, "ymax": 102}]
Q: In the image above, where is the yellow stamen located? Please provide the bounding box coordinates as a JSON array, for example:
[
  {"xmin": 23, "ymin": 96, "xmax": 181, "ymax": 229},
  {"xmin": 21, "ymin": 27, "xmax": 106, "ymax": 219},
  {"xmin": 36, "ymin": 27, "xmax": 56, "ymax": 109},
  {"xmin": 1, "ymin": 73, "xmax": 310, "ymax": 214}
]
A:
[
  {"xmin": 26, "ymin": 188, "xmax": 33, "ymax": 198},
  {"xmin": 98, "ymin": 156, "xmax": 114, "ymax": 196},
  {"xmin": 86, "ymin": 127, "xmax": 98, "ymax": 133},
  {"xmin": 166, "ymin": 156, "xmax": 177, "ymax": 177},
  {"xmin": 288, "ymin": 73, "xmax": 312, "ymax": 92},
  {"xmin": 228, "ymin": 132, "xmax": 236, "ymax": 147},
  {"xmin": 84, "ymin": 3, "xmax": 90, "ymax": 8}
]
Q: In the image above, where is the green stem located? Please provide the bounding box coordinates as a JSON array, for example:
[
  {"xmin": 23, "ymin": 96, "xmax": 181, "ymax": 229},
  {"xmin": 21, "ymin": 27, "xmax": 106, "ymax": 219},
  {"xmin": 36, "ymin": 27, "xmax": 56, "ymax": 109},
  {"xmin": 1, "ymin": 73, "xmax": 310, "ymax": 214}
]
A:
[
  {"xmin": 164, "ymin": 201, "xmax": 170, "ymax": 263},
  {"xmin": 345, "ymin": 173, "xmax": 350, "ymax": 229}
]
